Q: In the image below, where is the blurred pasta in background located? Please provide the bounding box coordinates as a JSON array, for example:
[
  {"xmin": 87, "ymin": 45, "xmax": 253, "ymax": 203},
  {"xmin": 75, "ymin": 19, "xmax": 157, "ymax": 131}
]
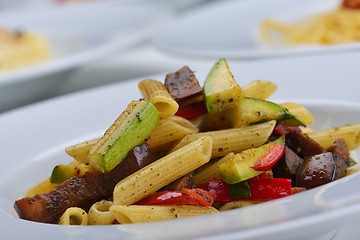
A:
[
  {"xmin": 0, "ymin": 27, "xmax": 51, "ymax": 73},
  {"xmin": 259, "ymin": 0, "xmax": 360, "ymax": 46}
]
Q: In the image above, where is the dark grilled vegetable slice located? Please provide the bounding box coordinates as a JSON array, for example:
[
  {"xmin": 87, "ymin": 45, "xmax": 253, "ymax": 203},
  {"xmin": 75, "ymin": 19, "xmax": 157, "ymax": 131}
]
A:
[{"xmin": 164, "ymin": 65, "xmax": 203, "ymax": 102}]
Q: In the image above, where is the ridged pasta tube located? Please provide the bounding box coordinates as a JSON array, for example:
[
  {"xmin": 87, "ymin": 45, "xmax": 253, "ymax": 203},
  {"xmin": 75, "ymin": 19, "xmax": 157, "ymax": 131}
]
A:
[
  {"xmin": 58, "ymin": 207, "xmax": 88, "ymax": 225},
  {"xmin": 170, "ymin": 120, "xmax": 276, "ymax": 158},
  {"xmin": 281, "ymin": 102, "xmax": 314, "ymax": 125},
  {"xmin": 146, "ymin": 115, "xmax": 199, "ymax": 151},
  {"xmin": 308, "ymin": 123, "xmax": 360, "ymax": 150},
  {"xmin": 88, "ymin": 200, "xmax": 115, "ymax": 225},
  {"xmin": 242, "ymin": 80, "xmax": 277, "ymax": 100},
  {"xmin": 138, "ymin": 79, "xmax": 179, "ymax": 118},
  {"xmin": 110, "ymin": 205, "xmax": 218, "ymax": 224},
  {"xmin": 113, "ymin": 136, "xmax": 212, "ymax": 205},
  {"xmin": 65, "ymin": 138, "xmax": 99, "ymax": 164}
]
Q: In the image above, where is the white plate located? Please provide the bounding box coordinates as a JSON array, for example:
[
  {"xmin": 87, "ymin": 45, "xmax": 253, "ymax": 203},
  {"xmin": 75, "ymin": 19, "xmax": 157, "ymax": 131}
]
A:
[
  {"xmin": 151, "ymin": 0, "xmax": 360, "ymax": 59},
  {"xmin": 1, "ymin": 71, "xmax": 360, "ymax": 239},
  {"xmin": 0, "ymin": 1, "xmax": 171, "ymax": 112},
  {"xmin": 0, "ymin": 1, "xmax": 171, "ymax": 87}
]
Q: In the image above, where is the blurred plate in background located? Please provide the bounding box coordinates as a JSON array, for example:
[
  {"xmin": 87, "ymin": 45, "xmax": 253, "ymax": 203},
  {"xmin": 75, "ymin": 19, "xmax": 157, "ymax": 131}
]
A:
[
  {"xmin": 0, "ymin": 1, "xmax": 171, "ymax": 112},
  {"xmin": 152, "ymin": 0, "xmax": 360, "ymax": 59}
]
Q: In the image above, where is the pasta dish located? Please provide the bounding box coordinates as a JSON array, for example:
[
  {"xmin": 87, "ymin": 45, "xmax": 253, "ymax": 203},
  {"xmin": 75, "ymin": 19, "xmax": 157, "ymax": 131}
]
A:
[
  {"xmin": 13, "ymin": 58, "xmax": 360, "ymax": 225},
  {"xmin": 259, "ymin": 0, "xmax": 360, "ymax": 46},
  {"xmin": 0, "ymin": 28, "xmax": 51, "ymax": 73}
]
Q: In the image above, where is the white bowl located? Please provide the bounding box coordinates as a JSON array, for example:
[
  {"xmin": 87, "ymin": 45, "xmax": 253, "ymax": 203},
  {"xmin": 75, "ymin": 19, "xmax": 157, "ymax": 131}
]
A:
[{"xmin": 0, "ymin": 75, "xmax": 359, "ymax": 240}]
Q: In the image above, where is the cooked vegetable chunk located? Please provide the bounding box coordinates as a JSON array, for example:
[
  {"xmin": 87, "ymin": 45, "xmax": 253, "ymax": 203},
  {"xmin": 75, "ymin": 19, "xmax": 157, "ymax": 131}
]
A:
[
  {"xmin": 203, "ymin": 58, "xmax": 243, "ymax": 113},
  {"xmin": 50, "ymin": 162, "xmax": 91, "ymax": 184},
  {"xmin": 296, "ymin": 152, "xmax": 350, "ymax": 189},
  {"xmin": 88, "ymin": 100, "xmax": 160, "ymax": 172},
  {"xmin": 223, "ymin": 97, "xmax": 305, "ymax": 128},
  {"xmin": 219, "ymin": 136, "xmax": 285, "ymax": 184},
  {"xmin": 164, "ymin": 65, "xmax": 203, "ymax": 102}
]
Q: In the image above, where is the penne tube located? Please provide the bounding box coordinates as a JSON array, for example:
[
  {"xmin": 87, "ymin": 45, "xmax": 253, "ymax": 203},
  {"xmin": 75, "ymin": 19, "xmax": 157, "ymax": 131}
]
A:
[
  {"xmin": 307, "ymin": 123, "xmax": 360, "ymax": 150},
  {"xmin": 88, "ymin": 200, "xmax": 115, "ymax": 225},
  {"xmin": 299, "ymin": 126, "xmax": 314, "ymax": 134},
  {"xmin": 138, "ymin": 79, "xmax": 179, "ymax": 118},
  {"xmin": 281, "ymin": 102, "xmax": 314, "ymax": 125},
  {"xmin": 110, "ymin": 205, "xmax": 219, "ymax": 224},
  {"xmin": 113, "ymin": 136, "xmax": 213, "ymax": 205},
  {"xmin": 146, "ymin": 116, "xmax": 199, "ymax": 151},
  {"xmin": 242, "ymin": 80, "xmax": 277, "ymax": 100},
  {"xmin": 65, "ymin": 138, "xmax": 99, "ymax": 164},
  {"xmin": 170, "ymin": 120, "xmax": 276, "ymax": 158},
  {"xmin": 58, "ymin": 207, "xmax": 88, "ymax": 225}
]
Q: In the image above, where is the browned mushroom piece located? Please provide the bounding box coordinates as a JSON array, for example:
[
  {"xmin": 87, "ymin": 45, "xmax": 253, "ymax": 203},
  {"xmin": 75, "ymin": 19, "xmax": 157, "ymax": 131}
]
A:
[
  {"xmin": 164, "ymin": 65, "xmax": 203, "ymax": 102},
  {"xmin": 296, "ymin": 152, "xmax": 350, "ymax": 189}
]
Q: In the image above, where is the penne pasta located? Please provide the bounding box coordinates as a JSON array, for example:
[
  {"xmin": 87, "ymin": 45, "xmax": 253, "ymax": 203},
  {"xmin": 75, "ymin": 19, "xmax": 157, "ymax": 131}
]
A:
[
  {"xmin": 146, "ymin": 116, "xmax": 199, "ymax": 151},
  {"xmin": 299, "ymin": 126, "xmax": 314, "ymax": 134},
  {"xmin": 170, "ymin": 120, "xmax": 276, "ymax": 158},
  {"xmin": 113, "ymin": 136, "xmax": 213, "ymax": 205},
  {"xmin": 58, "ymin": 207, "xmax": 88, "ymax": 225},
  {"xmin": 88, "ymin": 200, "xmax": 115, "ymax": 225},
  {"xmin": 65, "ymin": 138, "xmax": 99, "ymax": 164},
  {"xmin": 138, "ymin": 79, "xmax": 179, "ymax": 118},
  {"xmin": 242, "ymin": 80, "xmax": 277, "ymax": 100},
  {"xmin": 308, "ymin": 123, "xmax": 360, "ymax": 150},
  {"xmin": 110, "ymin": 205, "xmax": 219, "ymax": 224},
  {"xmin": 281, "ymin": 102, "xmax": 314, "ymax": 125}
]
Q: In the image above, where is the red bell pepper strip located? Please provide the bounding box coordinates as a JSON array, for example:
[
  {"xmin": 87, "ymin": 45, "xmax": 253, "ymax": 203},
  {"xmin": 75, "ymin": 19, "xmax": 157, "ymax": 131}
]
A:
[
  {"xmin": 248, "ymin": 177, "xmax": 292, "ymax": 200},
  {"xmin": 251, "ymin": 143, "xmax": 286, "ymax": 171},
  {"xmin": 199, "ymin": 177, "xmax": 292, "ymax": 203},
  {"xmin": 175, "ymin": 101, "xmax": 207, "ymax": 120},
  {"xmin": 136, "ymin": 188, "xmax": 214, "ymax": 207},
  {"xmin": 198, "ymin": 179, "xmax": 236, "ymax": 204}
]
